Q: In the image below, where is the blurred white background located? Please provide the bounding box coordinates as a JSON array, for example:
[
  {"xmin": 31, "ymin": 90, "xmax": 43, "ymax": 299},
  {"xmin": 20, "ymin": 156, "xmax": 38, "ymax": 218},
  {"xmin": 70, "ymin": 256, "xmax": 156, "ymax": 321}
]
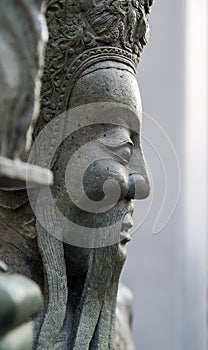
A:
[{"xmin": 122, "ymin": 0, "xmax": 208, "ymax": 349}]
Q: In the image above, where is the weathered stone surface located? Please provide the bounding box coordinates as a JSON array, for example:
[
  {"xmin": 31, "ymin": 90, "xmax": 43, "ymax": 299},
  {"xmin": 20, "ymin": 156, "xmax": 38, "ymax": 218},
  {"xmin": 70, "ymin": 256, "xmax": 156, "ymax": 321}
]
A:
[
  {"xmin": 36, "ymin": 0, "xmax": 154, "ymax": 133},
  {"xmin": 33, "ymin": 1, "xmax": 153, "ymax": 348},
  {"xmin": 0, "ymin": 1, "xmax": 154, "ymax": 349}
]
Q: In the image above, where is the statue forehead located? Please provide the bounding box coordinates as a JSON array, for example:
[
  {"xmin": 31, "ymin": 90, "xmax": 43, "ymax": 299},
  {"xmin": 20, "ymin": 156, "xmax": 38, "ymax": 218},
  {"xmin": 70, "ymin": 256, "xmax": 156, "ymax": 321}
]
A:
[
  {"xmin": 69, "ymin": 64, "xmax": 142, "ymax": 124},
  {"xmin": 57, "ymin": 111, "xmax": 141, "ymax": 143},
  {"xmin": 72, "ymin": 125, "xmax": 133, "ymax": 141}
]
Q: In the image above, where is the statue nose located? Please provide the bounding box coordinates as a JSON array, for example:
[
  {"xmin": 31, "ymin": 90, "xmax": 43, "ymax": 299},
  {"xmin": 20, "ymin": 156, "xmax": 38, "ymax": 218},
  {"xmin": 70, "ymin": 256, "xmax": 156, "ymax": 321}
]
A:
[{"xmin": 126, "ymin": 174, "xmax": 150, "ymax": 200}]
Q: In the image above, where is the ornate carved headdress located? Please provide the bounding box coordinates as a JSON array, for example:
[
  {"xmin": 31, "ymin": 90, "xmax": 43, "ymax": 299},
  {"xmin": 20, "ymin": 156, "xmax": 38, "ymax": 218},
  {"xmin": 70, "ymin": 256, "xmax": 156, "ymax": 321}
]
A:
[{"xmin": 39, "ymin": 0, "xmax": 154, "ymax": 129}]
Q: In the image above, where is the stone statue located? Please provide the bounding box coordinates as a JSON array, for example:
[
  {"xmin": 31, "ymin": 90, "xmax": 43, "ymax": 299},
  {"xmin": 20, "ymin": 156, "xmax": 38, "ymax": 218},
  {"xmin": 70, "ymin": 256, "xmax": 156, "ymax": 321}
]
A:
[
  {"xmin": 0, "ymin": 0, "xmax": 52, "ymax": 188},
  {"xmin": 0, "ymin": 2, "xmax": 47, "ymax": 349},
  {"xmin": 0, "ymin": 261, "xmax": 42, "ymax": 350},
  {"xmin": 0, "ymin": 0, "xmax": 154, "ymax": 349}
]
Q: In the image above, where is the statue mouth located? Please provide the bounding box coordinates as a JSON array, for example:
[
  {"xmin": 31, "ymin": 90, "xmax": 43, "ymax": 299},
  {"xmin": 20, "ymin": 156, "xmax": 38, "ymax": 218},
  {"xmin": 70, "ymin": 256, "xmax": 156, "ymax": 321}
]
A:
[
  {"xmin": 120, "ymin": 202, "xmax": 134, "ymax": 245},
  {"xmin": 120, "ymin": 231, "xmax": 132, "ymax": 245}
]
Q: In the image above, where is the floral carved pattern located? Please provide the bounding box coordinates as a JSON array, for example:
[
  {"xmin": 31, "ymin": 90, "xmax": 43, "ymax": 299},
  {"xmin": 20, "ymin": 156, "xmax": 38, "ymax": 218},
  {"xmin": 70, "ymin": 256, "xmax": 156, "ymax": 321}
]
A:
[{"xmin": 38, "ymin": 0, "xmax": 154, "ymax": 129}]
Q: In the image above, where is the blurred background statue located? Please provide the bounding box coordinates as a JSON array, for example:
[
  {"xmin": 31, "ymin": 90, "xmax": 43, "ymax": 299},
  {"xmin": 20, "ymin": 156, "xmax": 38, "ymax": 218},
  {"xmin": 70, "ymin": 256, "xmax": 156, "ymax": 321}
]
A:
[
  {"xmin": 0, "ymin": 261, "xmax": 42, "ymax": 350},
  {"xmin": 0, "ymin": 0, "xmax": 52, "ymax": 188},
  {"xmin": 0, "ymin": 1, "xmax": 47, "ymax": 349}
]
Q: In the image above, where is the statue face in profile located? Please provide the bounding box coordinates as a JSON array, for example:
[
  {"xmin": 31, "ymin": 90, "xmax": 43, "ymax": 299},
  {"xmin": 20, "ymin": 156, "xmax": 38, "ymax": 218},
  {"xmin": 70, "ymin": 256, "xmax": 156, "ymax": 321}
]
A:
[
  {"xmin": 28, "ymin": 60, "xmax": 151, "ymax": 349},
  {"xmin": 49, "ymin": 61, "xmax": 150, "ymax": 254},
  {"xmin": 29, "ymin": 61, "xmax": 150, "ymax": 348}
]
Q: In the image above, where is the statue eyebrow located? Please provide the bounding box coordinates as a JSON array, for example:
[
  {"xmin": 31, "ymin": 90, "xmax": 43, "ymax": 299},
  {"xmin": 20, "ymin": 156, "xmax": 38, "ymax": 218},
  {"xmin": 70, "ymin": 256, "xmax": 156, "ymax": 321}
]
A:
[
  {"xmin": 97, "ymin": 136, "xmax": 134, "ymax": 148},
  {"xmin": 108, "ymin": 140, "xmax": 134, "ymax": 148}
]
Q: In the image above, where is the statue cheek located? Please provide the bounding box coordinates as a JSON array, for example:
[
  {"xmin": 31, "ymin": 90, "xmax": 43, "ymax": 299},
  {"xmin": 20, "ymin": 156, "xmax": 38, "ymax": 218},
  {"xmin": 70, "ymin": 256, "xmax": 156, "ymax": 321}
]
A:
[{"xmin": 83, "ymin": 159, "xmax": 129, "ymax": 202}]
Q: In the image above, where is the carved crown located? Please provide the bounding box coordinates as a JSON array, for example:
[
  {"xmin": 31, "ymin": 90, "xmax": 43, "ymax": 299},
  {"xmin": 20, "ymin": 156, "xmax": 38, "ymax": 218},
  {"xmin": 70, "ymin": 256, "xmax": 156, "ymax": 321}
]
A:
[{"xmin": 39, "ymin": 0, "xmax": 154, "ymax": 127}]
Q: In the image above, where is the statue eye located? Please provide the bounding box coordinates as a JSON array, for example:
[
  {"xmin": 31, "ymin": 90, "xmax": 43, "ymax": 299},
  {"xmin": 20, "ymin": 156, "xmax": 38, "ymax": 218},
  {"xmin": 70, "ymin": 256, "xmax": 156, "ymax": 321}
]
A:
[
  {"xmin": 115, "ymin": 145, "xmax": 133, "ymax": 163},
  {"xmin": 97, "ymin": 140, "xmax": 134, "ymax": 163}
]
